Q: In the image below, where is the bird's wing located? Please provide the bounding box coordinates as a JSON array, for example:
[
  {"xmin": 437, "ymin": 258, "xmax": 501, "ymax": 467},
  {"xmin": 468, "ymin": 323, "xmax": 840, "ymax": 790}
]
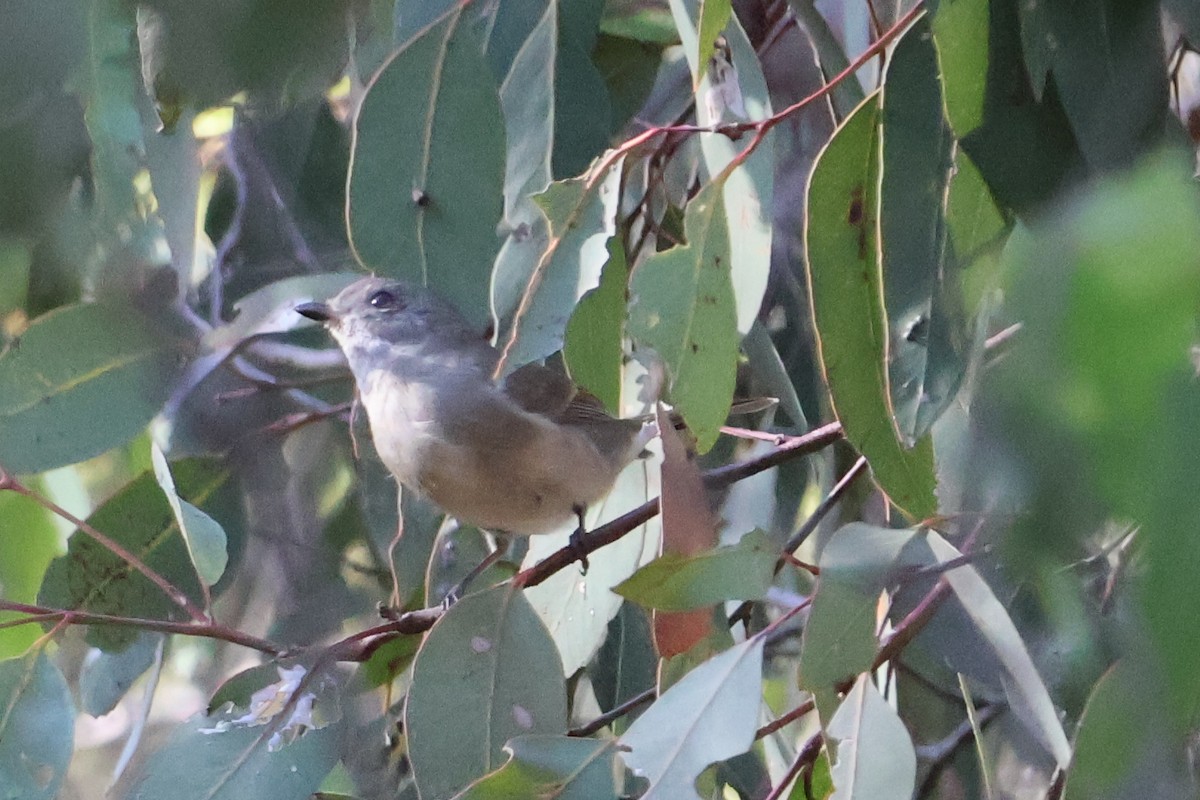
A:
[{"xmin": 501, "ymin": 361, "xmax": 577, "ymax": 418}]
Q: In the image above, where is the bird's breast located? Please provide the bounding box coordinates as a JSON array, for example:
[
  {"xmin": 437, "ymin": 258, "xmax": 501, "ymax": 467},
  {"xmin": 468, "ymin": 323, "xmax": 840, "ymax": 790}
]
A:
[{"xmin": 359, "ymin": 368, "xmax": 439, "ymax": 485}]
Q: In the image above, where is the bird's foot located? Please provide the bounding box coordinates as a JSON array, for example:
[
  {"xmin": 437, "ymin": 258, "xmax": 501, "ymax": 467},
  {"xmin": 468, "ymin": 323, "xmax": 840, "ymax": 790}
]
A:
[{"xmin": 568, "ymin": 504, "xmax": 590, "ymax": 574}]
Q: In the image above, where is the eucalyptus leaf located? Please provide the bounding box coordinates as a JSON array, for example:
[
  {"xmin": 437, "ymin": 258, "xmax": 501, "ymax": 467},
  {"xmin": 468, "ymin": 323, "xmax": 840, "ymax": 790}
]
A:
[
  {"xmin": 125, "ymin": 708, "xmax": 340, "ymax": 799},
  {"xmin": 927, "ymin": 531, "xmax": 1071, "ymax": 768},
  {"xmin": 628, "ymin": 180, "xmax": 738, "ymax": 452},
  {"xmin": 826, "ymin": 675, "xmax": 916, "ymax": 800},
  {"xmin": 495, "ymin": 155, "xmax": 624, "ymax": 370},
  {"xmin": 348, "ymin": 7, "xmax": 504, "ymax": 327},
  {"xmin": 0, "ymin": 302, "xmax": 191, "ymax": 474},
  {"xmin": 615, "ymin": 529, "xmax": 776, "ymax": 611},
  {"xmin": 152, "ymin": 444, "xmax": 228, "ymax": 587},
  {"xmin": 453, "ymin": 736, "xmax": 621, "ymax": 800},
  {"xmin": 804, "ymin": 93, "xmax": 937, "ymax": 519},
  {"xmin": 406, "ymin": 585, "xmax": 568, "ymax": 799},
  {"xmin": 38, "ymin": 459, "xmax": 230, "ymax": 651},
  {"xmin": 621, "ymin": 637, "xmax": 764, "ymax": 800},
  {"xmin": 0, "ymin": 652, "xmax": 74, "ymax": 800}
]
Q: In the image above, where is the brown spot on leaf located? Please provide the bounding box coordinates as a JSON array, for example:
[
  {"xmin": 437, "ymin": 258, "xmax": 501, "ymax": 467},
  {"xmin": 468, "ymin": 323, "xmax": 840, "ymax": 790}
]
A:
[
  {"xmin": 847, "ymin": 185, "xmax": 869, "ymax": 259},
  {"xmin": 847, "ymin": 186, "xmax": 864, "ymax": 225}
]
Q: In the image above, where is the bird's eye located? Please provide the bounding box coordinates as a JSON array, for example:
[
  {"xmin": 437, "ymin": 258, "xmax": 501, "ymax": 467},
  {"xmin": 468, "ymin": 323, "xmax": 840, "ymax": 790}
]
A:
[{"xmin": 368, "ymin": 289, "xmax": 402, "ymax": 311}]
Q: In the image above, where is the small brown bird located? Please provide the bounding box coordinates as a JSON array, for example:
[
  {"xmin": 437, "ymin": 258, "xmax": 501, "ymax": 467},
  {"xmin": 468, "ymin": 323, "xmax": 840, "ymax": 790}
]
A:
[{"xmin": 296, "ymin": 277, "xmax": 654, "ymax": 539}]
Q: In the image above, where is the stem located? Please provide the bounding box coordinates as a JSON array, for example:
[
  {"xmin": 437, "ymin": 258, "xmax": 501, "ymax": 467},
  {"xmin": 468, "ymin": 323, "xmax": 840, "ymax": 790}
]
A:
[
  {"xmin": 0, "ymin": 469, "xmax": 208, "ymax": 623},
  {"xmin": 515, "ymin": 422, "xmax": 843, "ymax": 589},
  {"xmin": 0, "ymin": 600, "xmax": 283, "ymax": 656}
]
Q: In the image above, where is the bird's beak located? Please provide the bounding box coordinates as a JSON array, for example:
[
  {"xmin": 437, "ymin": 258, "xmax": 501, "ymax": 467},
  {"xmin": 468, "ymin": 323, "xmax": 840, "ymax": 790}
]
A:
[{"xmin": 296, "ymin": 301, "xmax": 335, "ymax": 324}]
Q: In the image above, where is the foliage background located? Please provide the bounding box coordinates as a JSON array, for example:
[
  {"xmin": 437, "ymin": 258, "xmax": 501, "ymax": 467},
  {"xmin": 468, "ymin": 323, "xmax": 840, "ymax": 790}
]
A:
[{"xmin": 1, "ymin": 0, "xmax": 1200, "ymax": 798}]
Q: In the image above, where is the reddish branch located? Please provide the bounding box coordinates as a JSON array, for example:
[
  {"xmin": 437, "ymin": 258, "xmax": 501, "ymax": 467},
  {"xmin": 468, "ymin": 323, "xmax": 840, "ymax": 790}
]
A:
[{"xmin": 0, "ymin": 468, "xmax": 208, "ymax": 623}]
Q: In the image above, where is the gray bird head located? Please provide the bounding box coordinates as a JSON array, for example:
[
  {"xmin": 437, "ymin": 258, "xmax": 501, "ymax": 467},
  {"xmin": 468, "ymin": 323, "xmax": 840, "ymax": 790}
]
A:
[{"xmin": 297, "ymin": 277, "xmax": 494, "ymax": 375}]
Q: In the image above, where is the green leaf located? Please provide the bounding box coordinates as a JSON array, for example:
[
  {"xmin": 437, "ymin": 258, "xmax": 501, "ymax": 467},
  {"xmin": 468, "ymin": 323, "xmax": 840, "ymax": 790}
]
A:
[
  {"xmin": 125, "ymin": 708, "xmax": 340, "ymax": 799},
  {"xmin": 406, "ymin": 585, "xmax": 568, "ymax": 799},
  {"xmin": 694, "ymin": 0, "xmax": 732, "ymax": 85},
  {"xmin": 553, "ymin": 1, "xmax": 613, "ymax": 178},
  {"xmin": 804, "ymin": 93, "xmax": 937, "ymax": 519},
  {"xmin": 1063, "ymin": 662, "xmax": 1178, "ymax": 800},
  {"xmin": 0, "ymin": 302, "xmax": 191, "ymax": 474},
  {"xmin": 495, "ymin": 1, "xmax": 556, "ymax": 230},
  {"xmin": 945, "ymin": 151, "xmax": 1006, "ymax": 262},
  {"xmin": 881, "ymin": 17, "xmax": 968, "ymax": 442},
  {"xmin": 80, "ymin": 631, "xmax": 161, "ymax": 717},
  {"xmin": 601, "ymin": 2, "xmax": 678, "ymax": 44},
  {"xmin": 152, "ymin": 444, "xmax": 228, "ymax": 587},
  {"xmin": 207, "ymin": 663, "xmax": 286, "ymax": 715},
  {"xmin": 143, "ymin": 105, "xmax": 200, "ymax": 293},
  {"xmin": 0, "ymin": 489, "xmax": 59, "ymax": 660},
  {"xmin": 563, "ymin": 238, "xmax": 628, "ymax": 414},
  {"xmin": 826, "ymin": 675, "xmax": 916, "ymax": 800},
  {"xmin": 1018, "ymin": 0, "xmax": 1167, "ymax": 170},
  {"xmin": 799, "ymin": 524, "xmax": 925, "ymax": 717},
  {"xmin": 628, "ymin": 180, "xmax": 738, "ymax": 452},
  {"xmin": 0, "ymin": 651, "xmax": 74, "ymax": 800},
  {"xmin": 0, "ymin": 239, "xmax": 32, "ymax": 317},
  {"xmin": 926, "ymin": 531, "xmax": 1071, "ymax": 768},
  {"xmin": 931, "ymin": 0, "xmax": 989, "ymax": 138},
  {"xmin": 670, "ymin": 4, "xmax": 773, "ymax": 335},
  {"xmin": 78, "ymin": 0, "xmax": 143, "ymax": 226},
  {"xmin": 38, "ymin": 459, "xmax": 230, "ymax": 651},
  {"xmin": 621, "ymin": 637, "xmax": 763, "ymax": 800},
  {"xmin": 589, "ymin": 603, "xmax": 657, "ymax": 736},
  {"xmin": 495, "ymin": 156, "xmax": 624, "ymax": 370},
  {"xmin": 593, "ymin": 34, "xmax": 664, "ymax": 134},
  {"xmin": 348, "ymin": 7, "xmax": 504, "ymax": 327},
  {"xmin": 615, "ymin": 530, "xmax": 777, "ymax": 611},
  {"xmin": 453, "ymin": 736, "xmax": 621, "ymax": 800}
]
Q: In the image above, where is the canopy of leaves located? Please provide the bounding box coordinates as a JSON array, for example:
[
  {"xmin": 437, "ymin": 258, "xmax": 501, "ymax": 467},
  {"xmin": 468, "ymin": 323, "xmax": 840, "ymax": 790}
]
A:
[{"xmin": 0, "ymin": 0, "xmax": 1197, "ymax": 798}]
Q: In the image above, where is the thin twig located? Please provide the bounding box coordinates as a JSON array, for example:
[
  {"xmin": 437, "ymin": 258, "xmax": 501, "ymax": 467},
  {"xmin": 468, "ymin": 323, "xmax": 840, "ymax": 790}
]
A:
[
  {"xmin": 568, "ymin": 688, "xmax": 656, "ymax": 737},
  {"xmin": 756, "ymin": 698, "xmax": 815, "ymax": 740},
  {"xmin": 495, "ymin": 3, "xmax": 924, "ymax": 375},
  {"xmin": 0, "ymin": 469, "xmax": 208, "ymax": 623},
  {"xmin": 728, "ymin": 454, "xmax": 867, "ymax": 628},
  {"xmin": 764, "ymin": 730, "xmax": 825, "ymax": 800},
  {"xmin": 515, "ymin": 422, "xmax": 843, "ymax": 589},
  {"xmin": 0, "ymin": 600, "xmax": 283, "ymax": 656}
]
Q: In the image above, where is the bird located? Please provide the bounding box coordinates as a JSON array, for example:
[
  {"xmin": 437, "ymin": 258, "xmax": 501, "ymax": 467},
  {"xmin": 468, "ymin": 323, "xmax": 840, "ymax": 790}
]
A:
[{"xmin": 295, "ymin": 276, "xmax": 655, "ymax": 556}]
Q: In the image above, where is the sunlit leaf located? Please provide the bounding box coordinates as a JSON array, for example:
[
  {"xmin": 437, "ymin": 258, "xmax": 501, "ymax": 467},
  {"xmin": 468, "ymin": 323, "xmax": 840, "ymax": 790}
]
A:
[
  {"xmin": 454, "ymin": 736, "xmax": 621, "ymax": 800},
  {"xmin": 0, "ymin": 489, "xmax": 58, "ymax": 659},
  {"xmin": 563, "ymin": 238, "xmax": 627, "ymax": 414},
  {"xmin": 628, "ymin": 180, "xmax": 738, "ymax": 452},
  {"xmin": 495, "ymin": 155, "xmax": 623, "ymax": 370},
  {"xmin": 804, "ymin": 93, "xmax": 937, "ymax": 519},
  {"xmin": 152, "ymin": 444, "xmax": 228, "ymax": 587}
]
